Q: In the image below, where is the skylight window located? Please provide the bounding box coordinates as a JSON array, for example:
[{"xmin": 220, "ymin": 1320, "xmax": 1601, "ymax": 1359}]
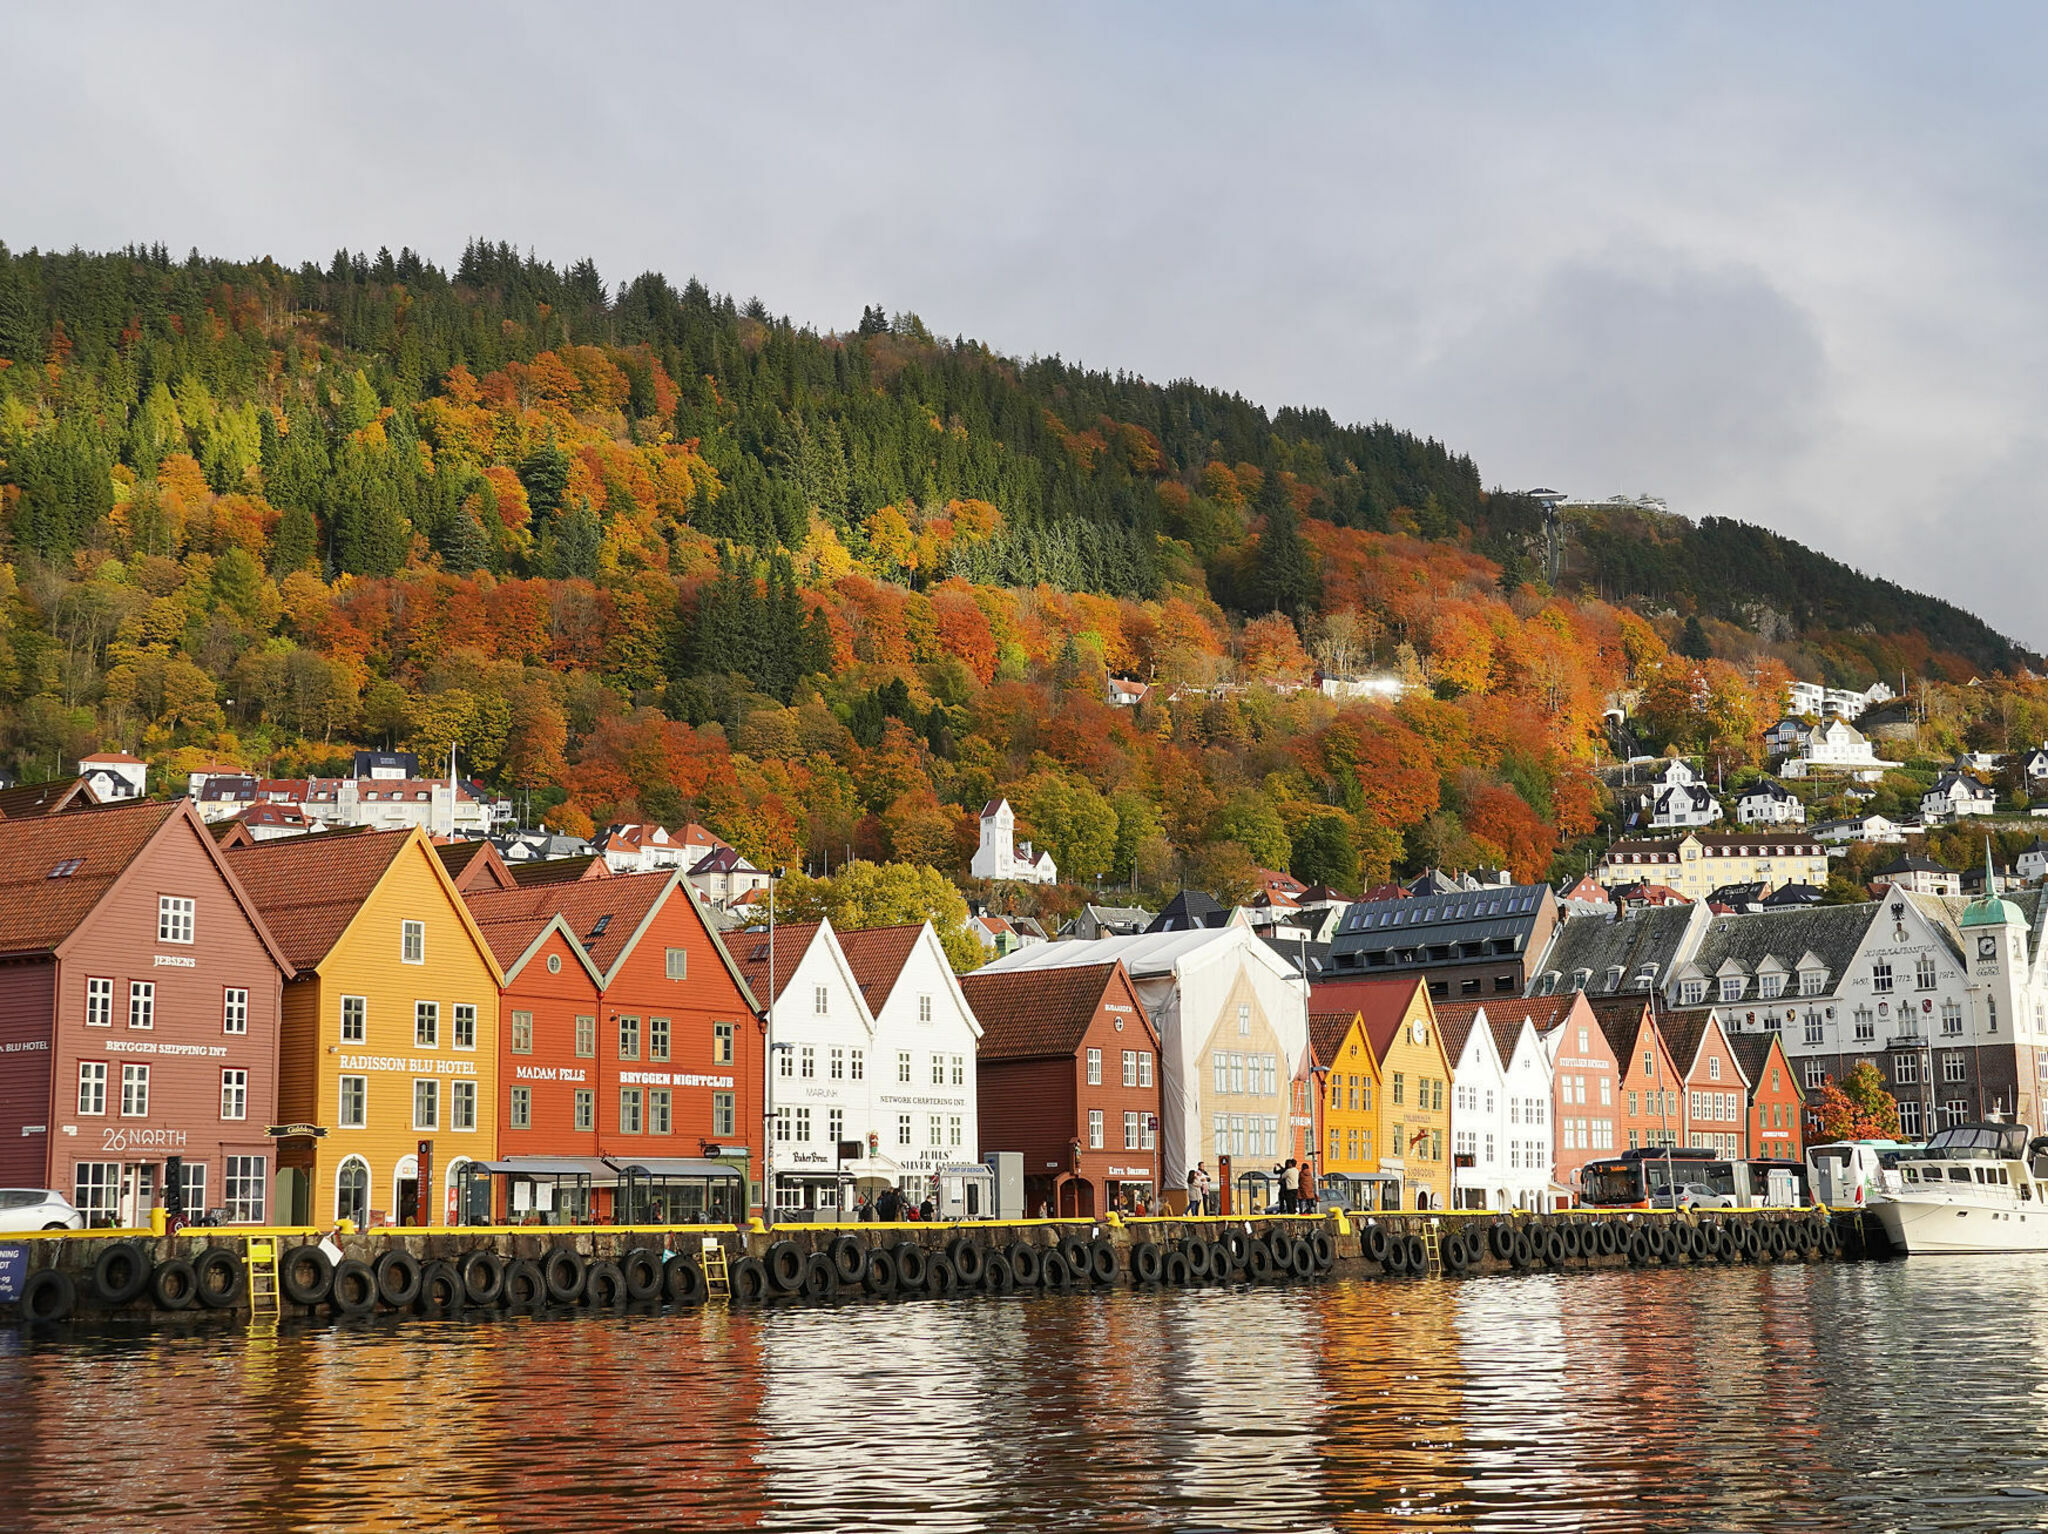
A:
[{"xmin": 48, "ymin": 858, "xmax": 85, "ymax": 879}]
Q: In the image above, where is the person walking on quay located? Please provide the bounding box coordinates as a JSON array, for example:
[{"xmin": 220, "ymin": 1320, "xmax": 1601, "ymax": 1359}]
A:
[
  {"xmin": 1280, "ymin": 1158, "xmax": 1300, "ymax": 1215},
  {"xmin": 1190, "ymin": 1163, "xmax": 1212, "ymax": 1216},
  {"xmin": 919, "ymin": 1195, "xmax": 936, "ymax": 1222}
]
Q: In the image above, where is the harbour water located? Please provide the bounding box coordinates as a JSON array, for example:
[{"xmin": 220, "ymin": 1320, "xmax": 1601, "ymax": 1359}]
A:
[{"xmin": 4, "ymin": 1260, "xmax": 2046, "ymax": 1532}]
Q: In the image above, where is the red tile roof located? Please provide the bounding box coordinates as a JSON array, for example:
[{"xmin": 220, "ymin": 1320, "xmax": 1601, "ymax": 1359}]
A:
[
  {"xmin": 731, "ymin": 921, "xmax": 822, "ymax": 1007},
  {"xmin": 225, "ymin": 829, "xmax": 413, "ymax": 970},
  {"xmin": 1429, "ymin": 999, "xmax": 1487, "ymax": 1066},
  {"xmin": 960, "ymin": 962, "xmax": 1139, "ymax": 1060},
  {"xmin": 509, "ymin": 853, "xmax": 611, "ymax": 886},
  {"xmin": 0, "ymin": 777, "xmax": 96, "ymax": 820},
  {"xmin": 1308, "ymin": 1009, "xmax": 1361, "ymax": 1067},
  {"xmin": 463, "ymin": 870, "xmax": 678, "ymax": 978},
  {"xmin": 0, "ymin": 798, "xmax": 181, "ymax": 956},
  {"xmin": 835, "ymin": 924, "xmax": 926, "ymax": 1015},
  {"xmin": 1309, "ymin": 976, "xmax": 1430, "ymax": 1061}
]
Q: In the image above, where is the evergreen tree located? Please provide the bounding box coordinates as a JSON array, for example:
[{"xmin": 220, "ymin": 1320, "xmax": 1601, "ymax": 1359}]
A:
[
  {"xmin": 1677, "ymin": 615, "xmax": 1713, "ymax": 660},
  {"xmin": 1252, "ymin": 470, "xmax": 1319, "ymax": 624}
]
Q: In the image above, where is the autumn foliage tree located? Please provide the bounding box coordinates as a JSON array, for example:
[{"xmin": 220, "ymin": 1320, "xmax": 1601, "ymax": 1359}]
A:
[{"xmin": 1813, "ymin": 1063, "xmax": 1905, "ymax": 1142}]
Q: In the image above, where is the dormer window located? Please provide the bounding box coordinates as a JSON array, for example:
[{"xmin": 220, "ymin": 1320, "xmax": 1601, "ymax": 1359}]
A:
[
  {"xmin": 1720, "ymin": 976, "xmax": 1743, "ymax": 1003},
  {"xmin": 1571, "ymin": 969, "xmax": 1591, "ymax": 993},
  {"xmin": 1759, "ymin": 973, "xmax": 1784, "ymax": 1000},
  {"xmin": 1680, "ymin": 979, "xmax": 1706, "ymax": 1006},
  {"xmin": 1800, "ymin": 970, "xmax": 1826, "ymax": 997},
  {"xmin": 1604, "ymin": 966, "xmax": 1624, "ymax": 992},
  {"xmin": 1634, "ymin": 964, "xmax": 1657, "ymax": 991}
]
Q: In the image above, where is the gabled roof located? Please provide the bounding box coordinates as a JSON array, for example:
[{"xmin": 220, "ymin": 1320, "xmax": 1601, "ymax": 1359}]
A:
[
  {"xmin": 509, "ymin": 853, "xmax": 611, "ymax": 886},
  {"xmin": 960, "ymin": 961, "xmax": 1149, "ymax": 1061},
  {"xmin": 1146, "ymin": 889, "xmax": 1227, "ymax": 933},
  {"xmin": 1428, "ymin": 1000, "xmax": 1492, "ymax": 1069},
  {"xmin": 1656, "ymin": 1007, "xmax": 1733, "ymax": 1082},
  {"xmin": 1726, "ymin": 1031, "xmax": 1788, "ymax": 1097},
  {"xmin": 835, "ymin": 923, "xmax": 927, "ymax": 1015},
  {"xmin": 466, "ymin": 909, "xmax": 606, "ymax": 987},
  {"xmin": 226, "ymin": 828, "xmax": 417, "ymax": 971},
  {"xmin": 462, "ymin": 870, "xmax": 679, "ymax": 982},
  {"xmin": 1309, "ymin": 976, "xmax": 1430, "ymax": 1062},
  {"xmin": 732, "ymin": 920, "xmax": 824, "ymax": 1006},
  {"xmin": 1682, "ymin": 904, "xmax": 1875, "ymax": 994},
  {"xmin": 1308, "ymin": 1009, "xmax": 1363, "ymax": 1067},
  {"xmin": 0, "ymin": 799, "xmax": 277, "ymax": 972},
  {"xmin": 437, "ymin": 837, "xmax": 515, "ymax": 891},
  {"xmin": 1486, "ymin": 1010, "xmax": 1535, "ymax": 1068},
  {"xmin": 1528, "ymin": 902, "xmax": 1702, "ymax": 997},
  {"xmin": 1588, "ymin": 996, "xmax": 1658, "ymax": 1062},
  {"xmin": 0, "ymin": 777, "xmax": 97, "ymax": 820}
]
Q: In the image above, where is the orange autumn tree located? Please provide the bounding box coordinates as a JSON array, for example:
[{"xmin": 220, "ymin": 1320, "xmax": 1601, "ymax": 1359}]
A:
[{"xmin": 1813, "ymin": 1063, "xmax": 1904, "ymax": 1141}]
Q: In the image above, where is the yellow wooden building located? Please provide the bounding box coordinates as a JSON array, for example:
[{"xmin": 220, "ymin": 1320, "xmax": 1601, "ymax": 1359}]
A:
[
  {"xmin": 1311, "ymin": 1008, "xmax": 1384, "ymax": 1186},
  {"xmin": 1312, "ymin": 977, "xmax": 1452, "ymax": 1210},
  {"xmin": 228, "ymin": 827, "xmax": 505, "ymax": 1227}
]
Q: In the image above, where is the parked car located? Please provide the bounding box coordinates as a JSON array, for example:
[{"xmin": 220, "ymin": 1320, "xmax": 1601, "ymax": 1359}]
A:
[
  {"xmin": 1651, "ymin": 1183, "xmax": 1736, "ymax": 1211},
  {"xmin": 0, "ymin": 1189, "xmax": 85, "ymax": 1232}
]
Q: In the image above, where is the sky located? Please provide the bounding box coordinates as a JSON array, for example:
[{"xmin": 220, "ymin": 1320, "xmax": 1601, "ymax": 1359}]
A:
[{"xmin": 6, "ymin": 4, "xmax": 2045, "ymax": 646}]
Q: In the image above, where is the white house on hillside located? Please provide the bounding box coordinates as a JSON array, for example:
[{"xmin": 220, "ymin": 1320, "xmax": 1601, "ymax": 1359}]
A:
[
  {"xmin": 1780, "ymin": 720, "xmax": 1900, "ymax": 783},
  {"xmin": 1922, "ymin": 772, "xmax": 1996, "ymax": 824},
  {"xmin": 79, "ymin": 751, "xmax": 147, "ymax": 801},
  {"xmin": 1734, "ymin": 778, "xmax": 1804, "ymax": 826},
  {"xmin": 1647, "ymin": 759, "xmax": 1721, "ymax": 829},
  {"xmin": 970, "ymin": 799, "xmax": 1057, "ymax": 884}
]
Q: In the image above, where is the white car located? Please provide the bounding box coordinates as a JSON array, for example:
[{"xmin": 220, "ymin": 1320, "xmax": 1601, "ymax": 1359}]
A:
[{"xmin": 0, "ymin": 1189, "xmax": 86, "ymax": 1232}]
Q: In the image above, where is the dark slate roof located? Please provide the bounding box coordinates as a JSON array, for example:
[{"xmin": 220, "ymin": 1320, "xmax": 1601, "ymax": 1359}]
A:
[
  {"xmin": 509, "ymin": 853, "xmax": 611, "ymax": 886},
  {"xmin": 1737, "ymin": 778, "xmax": 1796, "ymax": 801},
  {"xmin": 1146, "ymin": 890, "xmax": 1227, "ymax": 933},
  {"xmin": 1327, "ymin": 883, "xmax": 1553, "ymax": 977},
  {"xmin": 1259, "ymin": 935, "xmax": 1330, "ymax": 979},
  {"xmin": 1526, "ymin": 903, "xmax": 1699, "ymax": 998},
  {"xmin": 1678, "ymin": 904, "xmax": 1876, "ymax": 986},
  {"xmin": 1763, "ymin": 883, "xmax": 1826, "ymax": 907},
  {"xmin": 1707, "ymin": 882, "xmax": 1770, "ymax": 907},
  {"xmin": 1875, "ymin": 854, "xmax": 1951, "ymax": 876}
]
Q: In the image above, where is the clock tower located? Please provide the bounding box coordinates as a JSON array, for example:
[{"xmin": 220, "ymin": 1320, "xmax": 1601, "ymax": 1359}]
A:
[{"xmin": 1960, "ymin": 842, "xmax": 2031, "ymax": 1123}]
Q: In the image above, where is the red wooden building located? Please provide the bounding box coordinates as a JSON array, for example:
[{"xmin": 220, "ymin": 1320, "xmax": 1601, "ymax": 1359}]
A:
[
  {"xmin": 1588, "ymin": 997, "xmax": 1689, "ymax": 1153},
  {"xmin": 1509, "ymin": 992, "xmax": 1622, "ymax": 1199},
  {"xmin": 1661, "ymin": 1008, "xmax": 1752, "ymax": 1158},
  {"xmin": 1728, "ymin": 1031, "xmax": 1805, "ymax": 1163},
  {"xmin": 959, "ymin": 959, "xmax": 1162, "ymax": 1217},
  {"xmin": 465, "ymin": 870, "xmax": 764, "ymax": 1219},
  {"xmin": 0, "ymin": 799, "xmax": 292, "ymax": 1226}
]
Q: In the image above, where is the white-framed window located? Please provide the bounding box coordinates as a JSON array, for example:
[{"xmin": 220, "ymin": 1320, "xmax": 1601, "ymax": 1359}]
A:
[
  {"xmin": 1212, "ymin": 1053, "xmax": 1227, "ymax": 1094},
  {"xmin": 77, "ymin": 1061, "xmax": 106, "ymax": 1116},
  {"xmin": 221, "ymin": 988, "xmax": 249, "ymax": 1035},
  {"xmin": 73, "ymin": 1162, "xmax": 119, "ymax": 1225},
  {"xmin": 1122, "ymin": 1050, "xmax": 1138, "ymax": 1087},
  {"xmin": 1871, "ymin": 960, "xmax": 1893, "ymax": 995},
  {"xmin": 121, "ymin": 1062, "xmax": 149, "ymax": 1117},
  {"xmin": 341, "ymin": 995, "xmax": 366, "ymax": 1043},
  {"xmin": 221, "ymin": 1069, "xmax": 248, "ymax": 1121},
  {"xmin": 666, "ymin": 947, "xmax": 687, "ymax": 981},
  {"xmin": 1124, "ymin": 1110, "xmax": 1140, "ymax": 1150},
  {"xmin": 829, "ymin": 1047, "xmax": 844, "ymax": 1080},
  {"xmin": 179, "ymin": 1162, "xmax": 207, "ymax": 1216},
  {"xmin": 1238, "ymin": 1003, "xmax": 1251, "ymax": 1036},
  {"xmin": 814, "ymin": 985, "xmax": 829, "ymax": 1017},
  {"xmin": 897, "ymin": 1113, "xmax": 911, "ymax": 1147},
  {"xmin": 509, "ymin": 1086, "xmax": 531, "ymax": 1129},
  {"xmin": 1897, "ymin": 1099, "xmax": 1921, "ymax": 1136},
  {"xmin": 1680, "ymin": 980, "xmax": 1706, "ymax": 1006},
  {"xmin": 1801, "ymin": 970, "xmax": 1825, "ymax": 997},
  {"xmin": 1944, "ymin": 1099, "xmax": 1966, "ymax": 1127},
  {"xmin": 777, "ymin": 1046, "xmax": 793, "ymax": 1079},
  {"xmin": 897, "ymin": 1050, "xmax": 911, "ymax": 1083},
  {"xmin": 416, "ymin": 1001, "xmax": 439, "ymax": 1048},
  {"xmin": 574, "ymin": 1089, "xmax": 593, "ymax": 1130},
  {"xmin": 1803, "ymin": 1060, "xmax": 1825, "ymax": 1090},
  {"xmin": 86, "ymin": 977, "xmax": 113, "ymax": 1028},
  {"xmin": 927, "ymin": 1114, "xmax": 942, "ymax": 1148},
  {"xmin": 919, "ymin": 994, "xmax": 933, "ymax": 1024},
  {"xmin": 451, "ymin": 1080, "xmax": 477, "ymax": 1131},
  {"xmin": 1895, "ymin": 1055, "xmax": 1919, "ymax": 1085},
  {"xmin": 1916, "ymin": 956, "xmax": 1937, "ymax": 991},
  {"xmin": 1720, "ymin": 976, "xmax": 1743, "ymax": 1003},
  {"xmin": 931, "ymin": 1053, "xmax": 945, "ymax": 1085},
  {"xmin": 1943, "ymin": 1052, "xmax": 1967, "ymax": 1084},
  {"xmin": 620, "ymin": 1015, "xmax": 642, "ymax": 1061},
  {"xmin": 1088, "ymin": 1109, "xmax": 1105, "ymax": 1149},
  {"xmin": 129, "ymin": 981, "xmax": 154, "ymax": 1030},
  {"xmin": 1854, "ymin": 1008, "xmax": 1875, "ymax": 1042},
  {"xmin": 413, "ymin": 1078, "xmax": 439, "ymax": 1129},
  {"xmin": 828, "ymin": 1107, "xmax": 844, "ymax": 1145},
  {"xmin": 454, "ymin": 1004, "xmax": 476, "ymax": 1051},
  {"xmin": 620, "ymin": 1087, "xmax": 643, "ymax": 1134},
  {"xmin": 511, "ymin": 1010, "xmax": 533, "ymax": 1054},
  {"xmin": 224, "ymin": 1156, "xmax": 266, "ymax": 1224},
  {"xmin": 339, "ymin": 1075, "xmax": 366, "ymax": 1127},
  {"xmin": 650, "ymin": 1088, "xmax": 671, "ymax": 1134},
  {"xmin": 1087, "ymin": 1048, "xmax": 1103, "ymax": 1086},
  {"xmin": 1942, "ymin": 1001, "xmax": 1964, "ymax": 1036},
  {"xmin": 157, "ymin": 895, "xmax": 195, "ymax": 944},
  {"xmin": 1139, "ymin": 1051, "xmax": 1153, "ymax": 1088},
  {"xmin": 1759, "ymin": 973, "xmax": 1783, "ymax": 1000},
  {"xmin": 849, "ymin": 1047, "xmax": 864, "ymax": 1080},
  {"xmin": 402, "ymin": 920, "xmax": 425, "ymax": 964},
  {"xmin": 951, "ymin": 1053, "xmax": 964, "ymax": 1086},
  {"xmin": 949, "ymin": 1115, "xmax": 963, "ymax": 1148},
  {"xmin": 1142, "ymin": 1112, "xmax": 1155, "ymax": 1151},
  {"xmin": 1708, "ymin": 1056, "xmax": 1721, "ymax": 1080}
]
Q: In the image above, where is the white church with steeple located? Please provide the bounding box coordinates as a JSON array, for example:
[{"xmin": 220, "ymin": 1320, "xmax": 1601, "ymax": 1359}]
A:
[{"xmin": 970, "ymin": 799, "xmax": 1057, "ymax": 885}]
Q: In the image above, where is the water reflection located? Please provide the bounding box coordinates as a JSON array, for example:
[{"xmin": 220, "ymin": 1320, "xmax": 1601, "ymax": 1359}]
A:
[{"xmin": 6, "ymin": 1265, "xmax": 2048, "ymax": 1531}]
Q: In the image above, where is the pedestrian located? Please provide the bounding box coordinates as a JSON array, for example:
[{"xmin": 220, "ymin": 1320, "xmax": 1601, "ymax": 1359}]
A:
[
  {"xmin": 919, "ymin": 1196, "xmax": 936, "ymax": 1222},
  {"xmin": 1281, "ymin": 1158, "xmax": 1300, "ymax": 1215},
  {"xmin": 1190, "ymin": 1163, "xmax": 1211, "ymax": 1216},
  {"xmin": 1037, "ymin": 1199, "xmax": 1051, "ymax": 1219}
]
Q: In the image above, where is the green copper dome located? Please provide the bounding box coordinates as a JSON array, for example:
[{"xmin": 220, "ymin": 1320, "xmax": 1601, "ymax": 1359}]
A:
[{"xmin": 1961, "ymin": 840, "xmax": 2028, "ymax": 929}]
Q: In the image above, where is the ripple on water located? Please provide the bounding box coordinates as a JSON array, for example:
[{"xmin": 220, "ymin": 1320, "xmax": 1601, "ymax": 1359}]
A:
[{"xmin": 4, "ymin": 1261, "xmax": 2048, "ymax": 1531}]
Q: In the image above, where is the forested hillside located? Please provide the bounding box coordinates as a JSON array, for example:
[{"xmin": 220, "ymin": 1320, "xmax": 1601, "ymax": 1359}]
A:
[{"xmin": 0, "ymin": 239, "xmax": 2037, "ymax": 912}]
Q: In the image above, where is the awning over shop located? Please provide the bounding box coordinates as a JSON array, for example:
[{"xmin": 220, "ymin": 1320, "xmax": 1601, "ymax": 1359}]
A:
[
  {"xmin": 475, "ymin": 1157, "xmax": 743, "ymax": 1184},
  {"xmin": 602, "ymin": 1157, "xmax": 745, "ymax": 1181}
]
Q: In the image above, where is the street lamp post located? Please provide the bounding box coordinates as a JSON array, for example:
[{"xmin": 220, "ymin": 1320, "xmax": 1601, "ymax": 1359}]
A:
[{"xmin": 762, "ymin": 867, "xmax": 787, "ymax": 1228}]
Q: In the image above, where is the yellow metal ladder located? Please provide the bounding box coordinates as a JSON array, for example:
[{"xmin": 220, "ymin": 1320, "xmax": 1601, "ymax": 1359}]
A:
[
  {"xmin": 700, "ymin": 1236, "xmax": 731, "ymax": 1297},
  {"xmin": 1421, "ymin": 1219, "xmax": 1442, "ymax": 1275},
  {"xmin": 245, "ymin": 1235, "xmax": 281, "ymax": 1320}
]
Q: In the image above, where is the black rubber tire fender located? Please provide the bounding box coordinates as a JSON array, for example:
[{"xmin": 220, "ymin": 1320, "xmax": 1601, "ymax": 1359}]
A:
[
  {"xmin": 1510, "ymin": 1228, "xmax": 1536, "ymax": 1269},
  {"xmin": 151, "ymin": 1257, "xmax": 199, "ymax": 1311},
  {"xmin": 1183, "ymin": 1238, "xmax": 1213, "ymax": 1278},
  {"xmin": 892, "ymin": 1242, "xmax": 929, "ymax": 1290},
  {"xmin": 1245, "ymin": 1241, "xmax": 1277, "ymax": 1282},
  {"xmin": 621, "ymin": 1249, "xmax": 663, "ymax": 1302},
  {"xmin": 828, "ymin": 1235, "xmax": 866, "ymax": 1284},
  {"xmin": 1289, "ymin": 1237, "xmax": 1316, "ymax": 1279},
  {"xmin": 948, "ymin": 1238, "xmax": 986, "ymax": 1285},
  {"xmin": 91, "ymin": 1241, "xmax": 151, "ymax": 1305},
  {"xmin": 194, "ymin": 1247, "xmax": 243, "ymax": 1309},
  {"xmin": 729, "ymin": 1256, "xmax": 768, "ymax": 1305},
  {"xmin": 800, "ymin": 1251, "xmax": 839, "ymax": 1302},
  {"xmin": 415, "ymin": 1261, "xmax": 463, "ymax": 1315},
  {"xmin": 1403, "ymin": 1234, "xmax": 1428, "ymax": 1274},
  {"xmin": 20, "ymin": 1267, "xmax": 75, "ymax": 1322},
  {"xmin": 1131, "ymin": 1241, "xmax": 1164, "ymax": 1284},
  {"xmin": 584, "ymin": 1260, "xmax": 627, "ymax": 1306},
  {"xmin": 1006, "ymin": 1243, "xmax": 1042, "ymax": 1288},
  {"xmin": 1559, "ymin": 1222, "xmax": 1583, "ymax": 1261},
  {"xmin": 330, "ymin": 1258, "xmax": 378, "ymax": 1317},
  {"xmin": 1057, "ymin": 1234, "xmax": 1091, "ymax": 1276},
  {"xmin": 503, "ymin": 1259, "xmax": 545, "ymax": 1308},
  {"xmin": 982, "ymin": 1252, "xmax": 1016, "ymax": 1294},
  {"xmin": 1362, "ymin": 1223, "xmax": 1392, "ymax": 1264},
  {"xmin": 541, "ymin": 1248, "xmax": 586, "ymax": 1304},
  {"xmin": 1483, "ymin": 1221, "xmax": 1509, "ymax": 1261},
  {"xmin": 1040, "ymin": 1248, "xmax": 1076, "ymax": 1291},
  {"xmin": 460, "ymin": 1250, "xmax": 505, "ymax": 1307},
  {"xmin": 1441, "ymin": 1230, "xmax": 1470, "ymax": 1273},
  {"xmin": 374, "ymin": 1250, "xmax": 422, "ymax": 1309},
  {"xmin": 1820, "ymin": 1224, "xmax": 1841, "ymax": 1258},
  {"xmin": 926, "ymin": 1254, "xmax": 960, "ymax": 1296},
  {"xmin": 862, "ymin": 1248, "xmax": 899, "ymax": 1297},
  {"xmin": 280, "ymin": 1245, "xmax": 334, "ymax": 1307},
  {"xmin": 1310, "ymin": 1231, "xmax": 1337, "ymax": 1271},
  {"xmin": 1627, "ymin": 1227, "xmax": 1652, "ymax": 1266},
  {"xmin": 1593, "ymin": 1222, "xmax": 1617, "ymax": 1258},
  {"xmin": 661, "ymin": 1254, "xmax": 707, "ymax": 1304},
  {"xmin": 1222, "ymin": 1229, "xmax": 1250, "ymax": 1264},
  {"xmin": 1164, "ymin": 1250, "xmax": 1191, "ymax": 1286},
  {"xmin": 764, "ymin": 1240, "xmax": 805, "ymax": 1295},
  {"xmin": 1088, "ymin": 1239, "xmax": 1117, "ymax": 1285}
]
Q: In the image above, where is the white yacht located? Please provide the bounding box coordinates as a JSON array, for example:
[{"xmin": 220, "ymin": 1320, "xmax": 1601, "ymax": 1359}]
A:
[{"xmin": 1867, "ymin": 1122, "xmax": 2048, "ymax": 1254}]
